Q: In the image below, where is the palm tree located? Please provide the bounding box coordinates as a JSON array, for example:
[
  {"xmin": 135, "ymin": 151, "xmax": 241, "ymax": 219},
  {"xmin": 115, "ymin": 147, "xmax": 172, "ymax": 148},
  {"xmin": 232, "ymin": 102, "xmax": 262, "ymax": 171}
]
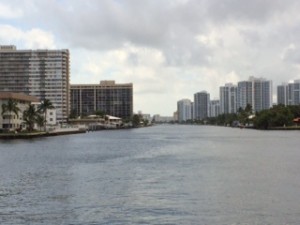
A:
[
  {"xmin": 35, "ymin": 114, "xmax": 45, "ymax": 131},
  {"xmin": 23, "ymin": 104, "xmax": 38, "ymax": 132},
  {"xmin": 1, "ymin": 99, "xmax": 20, "ymax": 130},
  {"xmin": 38, "ymin": 99, "xmax": 55, "ymax": 131}
]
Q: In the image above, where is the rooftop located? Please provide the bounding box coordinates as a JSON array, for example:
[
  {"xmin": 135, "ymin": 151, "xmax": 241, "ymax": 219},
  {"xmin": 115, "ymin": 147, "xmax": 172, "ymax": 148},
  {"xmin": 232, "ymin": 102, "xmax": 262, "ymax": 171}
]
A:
[{"xmin": 0, "ymin": 92, "xmax": 39, "ymax": 102}]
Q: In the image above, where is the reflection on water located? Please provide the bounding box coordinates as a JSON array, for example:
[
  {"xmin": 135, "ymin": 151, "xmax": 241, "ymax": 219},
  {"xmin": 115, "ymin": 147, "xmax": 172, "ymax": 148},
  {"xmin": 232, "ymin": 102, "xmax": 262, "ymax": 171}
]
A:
[{"xmin": 0, "ymin": 125, "xmax": 300, "ymax": 224}]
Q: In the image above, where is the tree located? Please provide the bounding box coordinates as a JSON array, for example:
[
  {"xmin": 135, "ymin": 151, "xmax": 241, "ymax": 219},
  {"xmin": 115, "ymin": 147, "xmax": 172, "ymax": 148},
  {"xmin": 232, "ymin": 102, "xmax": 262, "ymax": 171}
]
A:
[
  {"xmin": 1, "ymin": 99, "xmax": 20, "ymax": 130},
  {"xmin": 288, "ymin": 105, "xmax": 300, "ymax": 118},
  {"xmin": 254, "ymin": 110, "xmax": 270, "ymax": 129},
  {"xmin": 23, "ymin": 104, "xmax": 39, "ymax": 132},
  {"xmin": 253, "ymin": 105, "xmax": 293, "ymax": 129},
  {"xmin": 270, "ymin": 105, "xmax": 293, "ymax": 127},
  {"xmin": 238, "ymin": 104, "xmax": 253, "ymax": 126},
  {"xmin": 38, "ymin": 99, "xmax": 55, "ymax": 131},
  {"xmin": 245, "ymin": 104, "xmax": 252, "ymax": 114},
  {"xmin": 143, "ymin": 119, "xmax": 149, "ymax": 126},
  {"xmin": 95, "ymin": 110, "xmax": 105, "ymax": 118},
  {"xmin": 132, "ymin": 114, "xmax": 141, "ymax": 127},
  {"xmin": 35, "ymin": 114, "xmax": 45, "ymax": 131},
  {"xmin": 69, "ymin": 109, "xmax": 77, "ymax": 119}
]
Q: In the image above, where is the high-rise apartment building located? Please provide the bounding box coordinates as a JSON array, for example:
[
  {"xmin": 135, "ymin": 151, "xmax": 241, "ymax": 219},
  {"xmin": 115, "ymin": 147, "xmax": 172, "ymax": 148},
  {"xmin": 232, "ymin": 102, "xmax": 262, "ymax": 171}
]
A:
[
  {"xmin": 237, "ymin": 77, "xmax": 272, "ymax": 112},
  {"xmin": 191, "ymin": 102, "xmax": 194, "ymax": 120},
  {"xmin": 253, "ymin": 77, "xmax": 272, "ymax": 112},
  {"xmin": 71, "ymin": 80, "xmax": 133, "ymax": 119},
  {"xmin": 237, "ymin": 80, "xmax": 253, "ymax": 111},
  {"xmin": 278, "ymin": 80, "xmax": 300, "ymax": 105},
  {"xmin": 220, "ymin": 83, "xmax": 237, "ymax": 114},
  {"xmin": 194, "ymin": 91, "xmax": 210, "ymax": 120},
  {"xmin": 209, "ymin": 100, "xmax": 220, "ymax": 117},
  {"xmin": 0, "ymin": 45, "xmax": 70, "ymax": 122},
  {"xmin": 291, "ymin": 80, "xmax": 300, "ymax": 105},
  {"xmin": 277, "ymin": 83, "xmax": 289, "ymax": 105},
  {"xmin": 177, "ymin": 99, "xmax": 192, "ymax": 122}
]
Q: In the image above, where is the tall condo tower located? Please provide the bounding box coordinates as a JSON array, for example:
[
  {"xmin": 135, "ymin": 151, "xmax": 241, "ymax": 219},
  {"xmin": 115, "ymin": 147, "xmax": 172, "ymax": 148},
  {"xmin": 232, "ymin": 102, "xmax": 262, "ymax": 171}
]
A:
[
  {"xmin": 290, "ymin": 80, "xmax": 300, "ymax": 105},
  {"xmin": 277, "ymin": 80, "xmax": 300, "ymax": 106},
  {"xmin": 194, "ymin": 91, "xmax": 210, "ymax": 120},
  {"xmin": 220, "ymin": 83, "xmax": 237, "ymax": 114},
  {"xmin": 177, "ymin": 99, "xmax": 192, "ymax": 122},
  {"xmin": 277, "ymin": 83, "xmax": 289, "ymax": 105},
  {"xmin": 209, "ymin": 100, "xmax": 220, "ymax": 117},
  {"xmin": 0, "ymin": 45, "xmax": 70, "ymax": 122},
  {"xmin": 237, "ymin": 76, "xmax": 272, "ymax": 112}
]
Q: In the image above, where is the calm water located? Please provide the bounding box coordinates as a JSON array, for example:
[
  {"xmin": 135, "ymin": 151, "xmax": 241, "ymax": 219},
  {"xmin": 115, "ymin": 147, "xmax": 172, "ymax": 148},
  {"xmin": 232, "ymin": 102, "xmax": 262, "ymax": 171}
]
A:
[{"xmin": 0, "ymin": 125, "xmax": 300, "ymax": 225}]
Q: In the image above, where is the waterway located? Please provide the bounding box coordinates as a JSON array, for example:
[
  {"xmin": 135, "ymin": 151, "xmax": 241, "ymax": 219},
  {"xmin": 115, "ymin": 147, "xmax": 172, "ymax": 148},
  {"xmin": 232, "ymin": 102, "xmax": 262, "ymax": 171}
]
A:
[{"xmin": 0, "ymin": 125, "xmax": 300, "ymax": 224}]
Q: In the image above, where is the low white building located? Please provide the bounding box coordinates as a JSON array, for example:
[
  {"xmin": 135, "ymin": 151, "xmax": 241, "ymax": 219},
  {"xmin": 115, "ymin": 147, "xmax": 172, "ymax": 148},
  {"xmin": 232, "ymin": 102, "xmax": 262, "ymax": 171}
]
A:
[
  {"xmin": 0, "ymin": 92, "xmax": 39, "ymax": 130},
  {"xmin": 0, "ymin": 92, "xmax": 57, "ymax": 131}
]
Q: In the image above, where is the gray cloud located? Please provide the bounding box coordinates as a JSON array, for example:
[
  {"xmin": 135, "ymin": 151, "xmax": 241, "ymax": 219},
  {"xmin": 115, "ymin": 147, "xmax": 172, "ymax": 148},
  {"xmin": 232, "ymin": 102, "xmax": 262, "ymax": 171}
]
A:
[
  {"xmin": 2, "ymin": 0, "xmax": 300, "ymax": 114},
  {"xmin": 206, "ymin": 0, "xmax": 292, "ymax": 23}
]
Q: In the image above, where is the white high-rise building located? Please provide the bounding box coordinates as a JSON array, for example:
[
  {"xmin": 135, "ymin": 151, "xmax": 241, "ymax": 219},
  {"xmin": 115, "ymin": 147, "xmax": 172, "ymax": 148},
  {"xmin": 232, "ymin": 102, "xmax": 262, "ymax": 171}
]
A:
[
  {"xmin": 237, "ymin": 77, "xmax": 272, "ymax": 112},
  {"xmin": 191, "ymin": 102, "xmax": 194, "ymax": 120},
  {"xmin": 237, "ymin": 80, "xmax": 252, "ymax": 110},
  {"xmin": 278, "ymin": 80, "xmax": 300, "ymax": 105},
  {"xmin": 288, "ymin": 80, "xmax": 300, "ymax": 105},
  {"xmin": 220, "ymin": 83, "xmax": 237, "ymax": 114},
  {"xmin": 209, "ymin": 100, "xmax": 220, "ymax": 117},
  {"xmin": 0, "ymin": 45, "xmax": 70, "ymax": 122},
  {"xmin": 177, "ymin": 99, "xmax": 192, "ymax": 122},
  {"xmin": 277, "ymin": 83, "xmax": 289, "ymax": 105},
  {"xmin": 194, "ymin": 91, "xmax": 210, "ymax": 120},
  {"xmin": 251, "ymin": 76, "xmax": 273, "ymax": 112},
  {"xmin": 291, "ymin": 80, "xmax": 300, "ymax": 105}
]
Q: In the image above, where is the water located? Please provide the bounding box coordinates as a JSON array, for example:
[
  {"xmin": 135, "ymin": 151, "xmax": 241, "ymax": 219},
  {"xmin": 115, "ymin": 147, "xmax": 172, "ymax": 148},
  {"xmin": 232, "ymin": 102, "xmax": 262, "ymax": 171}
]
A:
[{"xmin": 0, "ymin": 125, "xmax": 300, "ymax": 225}]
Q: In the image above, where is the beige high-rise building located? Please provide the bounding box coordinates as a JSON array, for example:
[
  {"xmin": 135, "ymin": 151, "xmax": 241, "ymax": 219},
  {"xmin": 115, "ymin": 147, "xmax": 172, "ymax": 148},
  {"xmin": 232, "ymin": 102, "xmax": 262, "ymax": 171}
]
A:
[{"xmin": 0, "ymin": 45, "xmax": 70, "ymax": 122}]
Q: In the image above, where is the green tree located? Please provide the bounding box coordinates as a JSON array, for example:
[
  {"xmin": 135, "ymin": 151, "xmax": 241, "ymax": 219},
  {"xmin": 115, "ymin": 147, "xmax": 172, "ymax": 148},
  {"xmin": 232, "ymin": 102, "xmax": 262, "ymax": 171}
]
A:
[
  {"xmin": 254, "ymin": 110, "xmax": 270, "ymax": 129},
  {"xmin": 288, "ymin": 105, "xmax": 300, "ymax": 118},
  {"xmin": 35, "ymin": 114, "xmax": 45, "ymax": 131},
  {"xmin": 23, "ymin": 104, "xmax": 39, "ymax": 132},
  {"xmin": 270, "ymin": 104, "xmax": 293, "ymax": 127},
  {"xmin": 245, "ymin": 104, "xmax": 252, "ymax": 113},
  {"xmin": 238, "ymin": 104, "xmax": 252, "ymax": 125},
  {"xmin": 132, "ymin": 114, "xmax": 141, "ymax": 127},
  {"xmin": 143, "ymin": 119, "xmax": 149, "ymax": 126},
  {"xmin": 95, "ymin": 110, "xmax": 105, "ymax": 118},
  {"xmin": 253, "ymin": 105, "xmax": 293, "ymax": 129},
  {"xmin": 1, "ymin": 99, "xmax": 20, "ymax": 130},
  {"xmin": 69, "ymin": 109, "xmax": 77, "ymax": 119},
  {"xmin": 38, "ymin": 99, "xmax": 55, "ymax": 131}
]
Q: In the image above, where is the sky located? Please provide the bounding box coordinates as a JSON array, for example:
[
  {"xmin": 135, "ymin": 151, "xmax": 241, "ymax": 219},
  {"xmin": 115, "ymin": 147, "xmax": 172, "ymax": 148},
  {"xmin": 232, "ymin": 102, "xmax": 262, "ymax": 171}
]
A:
[{"xmin": 1, "ymin": 0, "xmax": 300, "ymax": 116}]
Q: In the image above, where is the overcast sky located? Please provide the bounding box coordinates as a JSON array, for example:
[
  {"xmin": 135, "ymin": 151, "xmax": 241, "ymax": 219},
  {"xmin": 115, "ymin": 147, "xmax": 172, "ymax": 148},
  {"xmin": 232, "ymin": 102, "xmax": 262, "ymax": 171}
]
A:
[{"xmin": 1, "ymin": 0, "xmax": 300, "ymax": 115}]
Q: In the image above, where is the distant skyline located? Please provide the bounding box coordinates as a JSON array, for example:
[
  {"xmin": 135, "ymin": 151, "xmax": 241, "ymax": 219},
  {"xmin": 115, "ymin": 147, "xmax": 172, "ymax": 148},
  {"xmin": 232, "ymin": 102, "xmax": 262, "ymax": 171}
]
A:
[{"xmin": 1, "ymin": 0, "xmax": 300, "ymax": 115}]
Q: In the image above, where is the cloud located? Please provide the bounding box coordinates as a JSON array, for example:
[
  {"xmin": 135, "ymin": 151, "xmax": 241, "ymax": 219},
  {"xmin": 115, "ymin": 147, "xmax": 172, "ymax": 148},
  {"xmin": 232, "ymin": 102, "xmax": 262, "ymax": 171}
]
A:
[
  {"xmin": 0, "ymin": 25, "xmax": 56, "ymax": 49},
  {"xmin": 3, "ymin": 0, "xmax": 300, "ymax": 115},
  {"xmin": 0, "ymin": 2, "xmax": 23, "ymax": 19}
]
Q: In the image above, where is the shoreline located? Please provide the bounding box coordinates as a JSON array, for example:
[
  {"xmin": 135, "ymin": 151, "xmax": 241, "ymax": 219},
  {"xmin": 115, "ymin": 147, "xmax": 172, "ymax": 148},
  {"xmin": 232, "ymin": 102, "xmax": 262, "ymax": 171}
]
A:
[
  {"xmin": 0, "ymin": 125, "xmax": 147, "ymax": 140},
  {"xmin": 0, "ymin": 129, "xmax": 86, "ymax": 140}
]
